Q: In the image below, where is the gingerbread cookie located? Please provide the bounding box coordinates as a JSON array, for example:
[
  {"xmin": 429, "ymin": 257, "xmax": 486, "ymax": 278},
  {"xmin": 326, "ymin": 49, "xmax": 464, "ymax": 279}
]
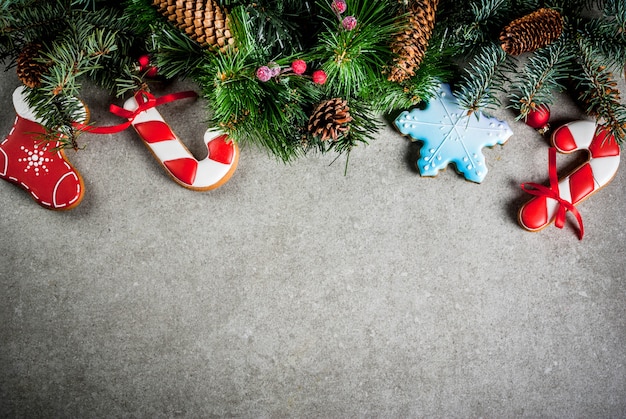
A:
[
  {"xmin": 394, "ymin": 83, "xmax": 513, "ymax": 183},
  {"xmin": 0, "ymin": 86, "xmax": 87, "ymax": 210},
  {"xmin": 519, "ymin": 120, "xmax": 620, "ymax": 239},
  {"xmin": 122, "ymin": 91, "xmax": 239, "ymax": 191}
]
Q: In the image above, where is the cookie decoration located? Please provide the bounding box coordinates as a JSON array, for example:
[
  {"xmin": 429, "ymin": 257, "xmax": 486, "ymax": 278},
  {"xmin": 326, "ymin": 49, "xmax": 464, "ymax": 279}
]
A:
[
  {"xmin": 394, "ymin": 83, "xmax": 513, "ymax": 183},
  {"xmin": 0, "ymin": 86, "xmax": 87, "ymax": 210},
  {"xmin": 122, "ymin": 91, "xmax": 239, "ymax": 191},
  {"xmin": 519, "ymin": 120, "xmax": 620, "ymax": 239}
]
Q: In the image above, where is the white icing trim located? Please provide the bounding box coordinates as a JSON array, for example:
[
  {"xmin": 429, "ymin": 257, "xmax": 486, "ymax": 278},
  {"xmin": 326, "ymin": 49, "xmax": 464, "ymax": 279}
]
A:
[
  {"xmin": 0, "ymin": 148, "xmax": 7, "ymax": 176},
  {"xmin": 53, "ymin": 172, "xmax": 79, "ymax": 208}
]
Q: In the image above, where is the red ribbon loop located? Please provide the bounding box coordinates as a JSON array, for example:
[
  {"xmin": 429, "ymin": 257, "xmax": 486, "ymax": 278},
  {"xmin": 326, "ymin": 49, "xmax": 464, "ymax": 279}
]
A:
[
  {"xmin": 520, "ymin": 147, "xmax": 584, "ymax": 240},
  {"xmin": 73, "ymin": 90, "xmax": 198, "ymax": 134}
]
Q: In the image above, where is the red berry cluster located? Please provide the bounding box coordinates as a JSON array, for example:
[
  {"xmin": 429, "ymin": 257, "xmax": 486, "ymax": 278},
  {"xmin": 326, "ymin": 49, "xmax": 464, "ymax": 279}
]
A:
[
  {"xmin": 331, "ymin": 0, "xmax": 357, "ymax": 31},
  {"xmin": 256, "ymin": 59, "xmax": 327, "ymax": 85}
]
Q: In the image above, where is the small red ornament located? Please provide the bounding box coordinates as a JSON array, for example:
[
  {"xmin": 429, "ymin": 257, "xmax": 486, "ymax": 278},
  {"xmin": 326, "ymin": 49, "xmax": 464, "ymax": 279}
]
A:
[
  {"xmin": 312, "ymin": 70, "xmax": 327, "ymax": 85},
  {"xmin": 524, "ymin": 104, "xmax": 550, "ymax": 131},
  {"xmin": 138, "ymin": 54, "xmax": 158, "ymax": 78}
]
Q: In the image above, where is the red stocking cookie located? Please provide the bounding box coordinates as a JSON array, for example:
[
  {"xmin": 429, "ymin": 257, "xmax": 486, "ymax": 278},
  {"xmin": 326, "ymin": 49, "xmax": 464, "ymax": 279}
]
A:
[
  {"xmin": 123, "ymin": 91, "xmax": 239, "ymax": 191},
  {"xmin": 0, "ymin": 86, "xmax": 87, "ymax": 210},
  {"xmin": 519, "ymin": 120, "xmax": 620, "ymax": 239}
]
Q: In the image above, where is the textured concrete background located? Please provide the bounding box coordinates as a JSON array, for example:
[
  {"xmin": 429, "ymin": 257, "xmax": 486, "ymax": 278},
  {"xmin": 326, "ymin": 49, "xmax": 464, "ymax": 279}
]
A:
[{"xmin": 1, "ymin": 63, "xmax": 625, "ymax": 418}]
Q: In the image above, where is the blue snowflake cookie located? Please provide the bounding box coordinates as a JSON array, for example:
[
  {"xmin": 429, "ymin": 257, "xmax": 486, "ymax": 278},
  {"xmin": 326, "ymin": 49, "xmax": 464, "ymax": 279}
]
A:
[{"xmin": 395, "ymin": 83, "xmax": 513, "ymax": 183}]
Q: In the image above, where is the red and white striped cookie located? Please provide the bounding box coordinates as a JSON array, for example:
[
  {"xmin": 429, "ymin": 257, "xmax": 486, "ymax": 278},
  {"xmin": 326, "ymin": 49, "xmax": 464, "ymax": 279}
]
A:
[
  {"xmin": 124, "ymin": 94, "xmax": 239, "ymax": 191},
  {"xmin": 519, "ymin": 120, "xmax": 620, "ymax": 235}
]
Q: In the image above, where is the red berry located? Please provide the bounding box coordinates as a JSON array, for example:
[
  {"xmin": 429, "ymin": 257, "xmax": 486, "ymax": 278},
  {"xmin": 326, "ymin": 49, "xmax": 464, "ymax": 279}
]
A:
[
  {"xmin": 342, "ymin": 16, "xmax": 357, "ymax": 31},
  {"xmin": 291, "ymin": 59, "xmax": 307, "ymax": 75},
  {"xmin": 525, "ymin": 105, "xmax": 550, "ymax": 129},
  {"xmin": 332, "ymin": 0, "xmax": 347, "ymax": 14},
  {"xmin": 312, "ymin": 70, "xmax": 327, "ymax": 85},
  {"xmin": 256, "ymin": 66, "xmax": 273, "ymax": 82}
]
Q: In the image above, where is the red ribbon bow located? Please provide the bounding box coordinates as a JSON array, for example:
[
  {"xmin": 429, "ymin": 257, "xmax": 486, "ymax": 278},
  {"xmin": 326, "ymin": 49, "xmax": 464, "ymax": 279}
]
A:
[
  {"xmin": 74, "ymin": 90, "xmax": 198, "ymax": 134},
  {"xmin": 521, "ymin": 147, "xmax": 584, "ymax": 240}
]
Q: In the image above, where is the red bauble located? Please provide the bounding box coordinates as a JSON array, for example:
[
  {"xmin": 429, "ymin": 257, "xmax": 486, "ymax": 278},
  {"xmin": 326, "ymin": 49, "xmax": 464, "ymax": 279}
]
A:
[
  {"xmin": 524, "ymin": 105, "xmax": 550, "ymax": 130},
  {"xmin": 138, "ymin": 54, "xmax": 159, "ymax": 78},
  {"xmin": 138, "ymin": 55, "xmax": 150, "ymax": 69}
]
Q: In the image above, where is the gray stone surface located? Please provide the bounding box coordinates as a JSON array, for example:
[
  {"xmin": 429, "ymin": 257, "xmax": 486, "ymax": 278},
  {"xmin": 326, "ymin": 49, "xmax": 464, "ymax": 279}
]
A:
[{"xmin": 1, "ymin": 66, "xmax": 625, "ymax": 418}]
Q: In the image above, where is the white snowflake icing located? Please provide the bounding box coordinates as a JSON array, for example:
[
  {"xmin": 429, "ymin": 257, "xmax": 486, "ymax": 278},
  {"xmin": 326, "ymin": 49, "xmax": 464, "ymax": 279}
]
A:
[{"xmin": 17, "ymin": 143, "xmax": 51, "ymax": 176}]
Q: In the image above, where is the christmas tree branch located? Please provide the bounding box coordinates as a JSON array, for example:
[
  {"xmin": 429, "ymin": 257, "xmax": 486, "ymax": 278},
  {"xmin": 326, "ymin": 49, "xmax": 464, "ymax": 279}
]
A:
[
  {"xmin": 576, "ymin": 36, "xmax": 626, "ymax": 144},
  {"xmin": 508, "ymin": 36, "xmax": 573, "ymax": 118},
  {"xmin": 454, "ymin": 41, "xmax": 508, "ymax": 115}
]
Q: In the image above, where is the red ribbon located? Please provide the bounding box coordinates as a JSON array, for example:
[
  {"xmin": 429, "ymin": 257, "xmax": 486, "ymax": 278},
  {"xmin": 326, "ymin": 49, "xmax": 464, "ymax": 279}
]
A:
[
  {"xmin": 521, "ymin": 147, "xmax": 584, "ymax": 240},
  {"xmin": 73, "ymin": 90, "xmax": 198, "ymax": 134}
]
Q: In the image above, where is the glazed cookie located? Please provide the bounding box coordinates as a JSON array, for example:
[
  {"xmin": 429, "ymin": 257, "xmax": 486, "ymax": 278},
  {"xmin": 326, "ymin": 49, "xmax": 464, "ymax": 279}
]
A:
[
  {"xmin": 394, "ymin": 83, "xmax": 513, "ymax": 183},
  {"xmin": 0, "ymin": 86, "xmax": 88, "ymax": 210},
  {"xmin": 519, "ymin": 120, "xmax": 620, "ymax": 239},
  {"xmin": 123, "ymin": 91, "xmax": 239, "ymax": 191}
]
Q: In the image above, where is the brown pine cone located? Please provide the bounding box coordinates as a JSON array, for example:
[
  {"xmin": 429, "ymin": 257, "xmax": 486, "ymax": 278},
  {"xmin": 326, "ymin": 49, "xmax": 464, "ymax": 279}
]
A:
[
  {"xmin": 387, "ymin": 0, "xmax": 439, "ymax": 83},
  {"xmin": 308, "ymin": 98, "xmax": 353, "ymax": 142},
  {"xmin": 16, "ymin": 42, "xmax": 50, "ymax": 88},
  {"xmin": 152, "ymin": 0, "xmax": 234, "ymax": 53},
  {"xmin": 500, "ymin": 8, "xmax": 563, "ymax": 56}
]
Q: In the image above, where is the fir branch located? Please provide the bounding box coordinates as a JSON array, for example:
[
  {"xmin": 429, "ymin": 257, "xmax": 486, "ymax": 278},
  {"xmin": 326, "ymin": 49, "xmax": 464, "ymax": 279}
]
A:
[
  {"xmin": 441, "ymin": 0, "xmax": 512, "ymax": 53},
  {"xmin": 508, "ymin": 36, "xmax": 573, "ymax": 118},
  {"xmin": 24, "ymin": 87, "xmax": 88, "ymax": 150},
  {"xmin": 575, "ymin": 36, "xmax": 626, "ymax": 144},
  {"xmin": 579, "ymin": 18, "xmax": 626, "ymax": 72},
  {"xmin": 1, "ymin": 0, "xmax": 145, "ymax": 149},
  {"xmin": 602, "ymin": 0, "xmax": 626, "ymax": 32},
  {"xmin": 454, "ymin": 42, "xmax": 508, "ymax": 115},
  {"xmin": 0, "ymin": 1, "xmax": 67, "ymax": 60},
  {"xmin": 244, "ymin": 2, "xmax": 311, "ymax": 55},
  {"xmin": 364, "ymin": 38, "xmax": 451, "ymax": 113},
  {"xmin": 152, "ymin": 26, "xmax": 208, "ymax": 79}
]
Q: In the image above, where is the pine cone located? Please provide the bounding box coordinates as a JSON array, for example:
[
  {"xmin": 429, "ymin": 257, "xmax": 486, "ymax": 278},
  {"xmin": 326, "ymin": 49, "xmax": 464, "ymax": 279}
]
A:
[
  {"xmin": 387, "ymin": 0, "xmax": 439, "ymax": 83},
  {"xmin": 152, "ymin": 0, "xmax": 234, "ymax": 53},
  {"xmin": 16, "ymin": 42, "xmax": 50, "ymax": 88},
  {"xmin": 500, "ymin": 8, "xmax": 563, "ymax": 56},
  {"xmin": 308, "ymin": 98, "xmax": 353, "ymax": 142}
]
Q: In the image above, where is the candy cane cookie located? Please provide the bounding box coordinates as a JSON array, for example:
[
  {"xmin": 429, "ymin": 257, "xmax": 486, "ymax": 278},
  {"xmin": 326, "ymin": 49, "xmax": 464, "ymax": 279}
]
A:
[
  {"xmin": 519, "ymin": 120, "xmax": 620, "ymax": 239},
  {"xmin": 1, "ymin": 86, "xmax": 88, "ymax": 210},
  {"xmin": 123, "ymin": 91, "xmax": 239, "ymax": 191}
]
